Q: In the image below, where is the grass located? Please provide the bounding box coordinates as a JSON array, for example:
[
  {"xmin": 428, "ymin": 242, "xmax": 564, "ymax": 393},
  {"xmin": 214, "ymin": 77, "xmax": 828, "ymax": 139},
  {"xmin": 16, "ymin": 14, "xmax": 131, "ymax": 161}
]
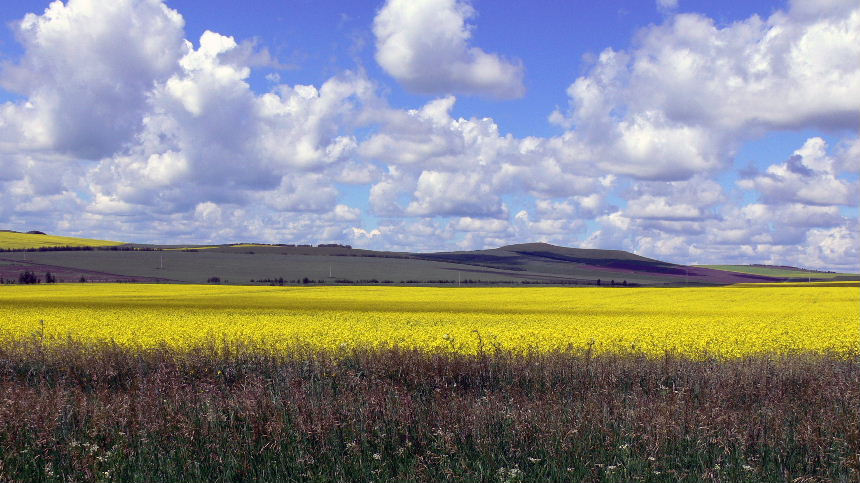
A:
[
  {"xmin": 0, "ymin": 338, "xmax": 857, "ymax": 482},
  {"xmin": 731, "ymin": 281, "xmax": 860, "ymax": 288},
  {"xmin": 3, "ymin": 243, "xmax": 773, "ymax": 286},
  {"xmin": 698, "ymin": 265, "xmax": 857, "ymax": 279},
  {"xmin": 0, "ymin": 232, "xmax": 123, "ymax": 250},
  {"xmin": 2, "ymin": 249, "xmax": 668, "ymax": 285}
]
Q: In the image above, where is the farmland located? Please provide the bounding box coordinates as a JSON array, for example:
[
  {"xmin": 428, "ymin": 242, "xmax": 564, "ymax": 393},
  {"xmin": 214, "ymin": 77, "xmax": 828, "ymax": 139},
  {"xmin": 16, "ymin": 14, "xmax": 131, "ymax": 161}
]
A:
[
  {"xmin": 0, "ymin": 231, "xmax": 122, "ymax": 249},
  {"xmin": 697, "ymin": 264, "xmax": 857, "ymax": 280},
  {"xmin": 0, "ymin": 283, "xmax": 857, "ymax": 481},
  {"xmin": 1, "ymin": 284, "xmax": 857, "ymax": 357},
  {"xmin": 5, "ymin": 240, "xmax": 856, "ymax": 287}
]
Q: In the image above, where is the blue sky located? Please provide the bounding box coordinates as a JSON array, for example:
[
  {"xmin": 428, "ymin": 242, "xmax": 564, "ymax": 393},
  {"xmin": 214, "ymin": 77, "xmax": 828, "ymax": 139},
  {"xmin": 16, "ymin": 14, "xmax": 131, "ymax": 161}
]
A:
[{"xmin": 0, "ymin": 0, "xmax": 857, "ymax": 270}]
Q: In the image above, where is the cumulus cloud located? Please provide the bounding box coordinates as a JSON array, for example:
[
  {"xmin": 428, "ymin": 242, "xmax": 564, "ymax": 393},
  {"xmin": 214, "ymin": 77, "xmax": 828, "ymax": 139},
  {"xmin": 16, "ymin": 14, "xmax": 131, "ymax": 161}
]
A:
[
  {"xmin": 361, "ymin": 96, "xmax": 604, "ymax": 218},
  {"xmin": 798, "ymin": 226, "xmax": 859, "ymax": 270},
  {"xmin": 406, "ymin": 170, "xmax": 506, "ymax": 217},
  {"xmin": 738, "ymin": 137, "xmax": 858, "ymax": 206},
  {"xmin": 576, "ymin": 132, "xmax": 858, "ymax": 270},
  {"xmin": 450, "ymin": 216, "xmax": 511, "ymax": 233},
  {"xmin": 352, "ymin": 219, "xmax": 454, "ymax": 251},
  {"xmin": 657, "ymin": 0, "xmax": 679, "ymax": 12},
  {"xmin": 623, "ymin": 176, "xmax": 724, "ymax": 221},
  {"xmin": 0, "ymin": 1, "xmax": 379, "ymax": 247},
  {"xmin": 552, "ymin": 0, "xmax": 860, "ymax": 180},
  {"xmin": 373, "ymin": 0, "xmax": 524, "ymax": 98},
  {"xmin": 0, "ymin": 0, "xmax": 857, "ymax": 271},
  {"xmin": 0, "ymin": 0, "xmax": 186, "ymax": 157},
  {"xmin": 625, "ymin": 196, "xmax": 706, "ymax": 221},
  {"xmin": 87, "ymin": 31, "xmax": 374, "ymax": 214},
  {"xmin": 514, "ymin": 210, "xmax": 583, "ymax": 237}
]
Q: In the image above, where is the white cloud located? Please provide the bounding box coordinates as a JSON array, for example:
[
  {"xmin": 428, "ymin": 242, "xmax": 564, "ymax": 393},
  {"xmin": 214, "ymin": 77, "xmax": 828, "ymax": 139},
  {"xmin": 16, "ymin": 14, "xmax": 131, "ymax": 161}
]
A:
[
  {"xmin": 738, "ymin": 137, "xmax": 858, "ymax": 206},
  {"xmin": 657, "ymin": 0, "xmax": 679, "ymax": 12},
  {"xmin": 351, "ymin": 227, "xmax": 381, "ymax": 240},
  {"xmin": 373, "ymin": 0, "xmax": 524, "ymax": 98},
  {"xmin": 406, "ymin": 170, "xmax": 506, "ymax": 217},
  {"xmin": 331, "ymin": 204, "xmax": 362, "ymax": 222},
  {"xmin": 552, "ymin": 1, "xmax": 860, "ymax": 180},
  {"xmin": 834, "ymin": 137, "xmax": 860, "ymax": 173},
  {"xmin": 352, "ymin": 219, "xmax": 453, "ymax": 251},
  {"xmin": 361, "ymin": 96, "xmax": 604, "ymax": 218},
  {"xmin": 0, "ymin": 0, "xmax": 856, "ymax": 272},
  {"xmin": 329, "ymin": 161, "xmax": 382, "ymax": 185},
  {"xmin": 450, "ymin": 217, "xmax": 511, "ymax": 233},
  {"xmin": 0, "ymin": 0, "xmax": 186, "ymax": 157},
  {"xmin": 625, "ymin": 196, "xmax": 705, "ymax": 221},
  {"xmin": 798, "ymin": 226, "xmax": 859, "ymax": 271},
  {"xmin": 513, "ymin": 210, "xmax": 583, "ymax": 236},
  {"xmin": 262, "ymin": 174, "xmax": 340, "ymax": 213},
  {"xmin": 88, "ymin": 32, "xmax": 374, "ymax": 213}
]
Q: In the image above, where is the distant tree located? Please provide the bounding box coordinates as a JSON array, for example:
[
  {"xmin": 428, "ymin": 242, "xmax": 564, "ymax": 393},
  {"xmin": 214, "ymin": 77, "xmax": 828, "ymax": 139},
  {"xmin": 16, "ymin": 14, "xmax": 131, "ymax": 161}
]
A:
[
  {"xmin": 79, "ymin": 276, "xmax": 87, "ymax": 283},
  {"xmin": 596, "ymin": 279, "xmax": 601, "ymax": 286},
  {"xmin": 302, "ymin": 277, "xmax": 310, "ymax": 284},
  {"xmin": 207, "ymin": 276, "xmax": 221, "ymax": 284},
  {"xmin": 18, "ymin": 271, "xmax": 39, "ymax": 284},
  {"xmin": 45, "ymin": 272, "xmax": 56, "ymax": 283}
]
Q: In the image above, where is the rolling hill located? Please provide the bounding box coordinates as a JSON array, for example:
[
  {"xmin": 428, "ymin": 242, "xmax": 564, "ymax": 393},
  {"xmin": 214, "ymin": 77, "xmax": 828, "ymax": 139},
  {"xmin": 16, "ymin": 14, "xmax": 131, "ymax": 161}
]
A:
[
  {"xmin": 1, "ymin": 233, "xmax": 857, "ymax": 286},
  {"xmin": 695, "ymin": 264, "xmax": 857, "ymax": 280},
  {"xmin": 0, "ymin": 230, "xmax": 122, "ymax": 249}
]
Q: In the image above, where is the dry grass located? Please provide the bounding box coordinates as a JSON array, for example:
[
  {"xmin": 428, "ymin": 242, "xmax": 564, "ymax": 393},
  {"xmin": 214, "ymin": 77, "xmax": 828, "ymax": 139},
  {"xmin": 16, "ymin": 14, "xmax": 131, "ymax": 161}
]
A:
[{"xmin": 0, "ymin": 338, "xmax": 857, "ymax": 482}]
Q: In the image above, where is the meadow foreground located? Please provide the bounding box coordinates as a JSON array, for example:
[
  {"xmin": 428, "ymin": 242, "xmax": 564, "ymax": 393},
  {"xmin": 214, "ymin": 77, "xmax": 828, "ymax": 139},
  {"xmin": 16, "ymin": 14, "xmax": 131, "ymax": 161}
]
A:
[{"xmin": 0, "ymin": 284, "xmax": 857, "ymax": 482}]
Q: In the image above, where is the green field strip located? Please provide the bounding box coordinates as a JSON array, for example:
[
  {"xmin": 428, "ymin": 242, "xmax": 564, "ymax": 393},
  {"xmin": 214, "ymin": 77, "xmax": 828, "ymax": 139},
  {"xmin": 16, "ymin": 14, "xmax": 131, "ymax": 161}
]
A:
[
  {"xmin": 695, "ymin": 264, "xmax": 856, "ymax": 279},
  {"xmin": 0, "ymin": 232, "xmax": 124, "ymax": 250}
]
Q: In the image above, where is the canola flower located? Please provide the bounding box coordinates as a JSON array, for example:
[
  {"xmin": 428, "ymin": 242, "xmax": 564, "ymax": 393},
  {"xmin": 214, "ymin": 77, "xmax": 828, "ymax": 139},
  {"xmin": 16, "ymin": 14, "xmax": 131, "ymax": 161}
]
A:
[
  {"xmin": 0, "ymin": 284, "xmax": 856, "ymax": 358},
  {"xmin": 0, "ymin": 232, "xmax": 122, "ymax": 249}
]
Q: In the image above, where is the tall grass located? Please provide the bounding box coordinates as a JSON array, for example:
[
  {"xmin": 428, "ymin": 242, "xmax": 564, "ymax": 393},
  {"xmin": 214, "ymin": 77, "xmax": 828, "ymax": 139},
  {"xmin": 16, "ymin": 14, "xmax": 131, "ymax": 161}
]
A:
[{"xmin": 0, "ymin": 337, "xmax": 857, "ymax": 482}]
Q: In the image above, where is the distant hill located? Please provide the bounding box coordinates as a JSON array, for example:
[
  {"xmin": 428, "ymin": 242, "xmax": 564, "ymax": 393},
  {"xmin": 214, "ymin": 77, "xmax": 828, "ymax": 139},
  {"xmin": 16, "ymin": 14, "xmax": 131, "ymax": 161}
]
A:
[
  {"xmin": 413, "ymin": 242, "xmax": 790, "ymax": 285},
  {"xmin": 695, "ymin": 264, "xmax": 856, "ymax": 280},
  {"xmin": 1, "ymin": 235, "xmax": 856, "ymax": 286},
  {"xmin": 0, "ymin": 231, "xmax": 123, "ymax": 250}
]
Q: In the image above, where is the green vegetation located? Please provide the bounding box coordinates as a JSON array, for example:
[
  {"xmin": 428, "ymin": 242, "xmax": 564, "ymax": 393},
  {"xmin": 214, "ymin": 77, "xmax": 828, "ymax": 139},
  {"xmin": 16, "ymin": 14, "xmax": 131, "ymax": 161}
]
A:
[
  {"xmin": 0, "ymin": 242, "xmax": 791, "ymax": 287},
  {"xmin": 699, "ymin": 264, "xmax": 857, "ymax": 279},
  {"xmin": 0, "ymin": 338, "xmax": 856, "ymax": 482},
  {"xmin": 0, "ymin": 231, "xmax": 122, "ymax": 250},
  {"xmin": 1, "ymin": 235, "xmax": 856, "ymax": 286}
]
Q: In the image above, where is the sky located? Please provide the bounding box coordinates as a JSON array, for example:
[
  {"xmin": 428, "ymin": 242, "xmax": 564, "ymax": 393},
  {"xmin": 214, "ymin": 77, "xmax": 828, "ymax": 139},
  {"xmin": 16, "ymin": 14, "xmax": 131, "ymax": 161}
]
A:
[{"xmin": 0, "ymin": 0, "xmax": 857, "ymax": 270}]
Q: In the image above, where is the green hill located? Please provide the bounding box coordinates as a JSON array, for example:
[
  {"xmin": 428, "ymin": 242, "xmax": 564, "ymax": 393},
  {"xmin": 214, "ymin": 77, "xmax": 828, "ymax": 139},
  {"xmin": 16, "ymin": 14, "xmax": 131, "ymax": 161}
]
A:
[
  {"xmin": 0, "ymin": 231, "xmax": 123, "ymax": 250},
  {"xmin": 695, "ymin": 265, "xmax": 856, "ymax": 280},
  {"xmin": 2, "ymin": 237, "xmax": 855, "ymax": 286}
]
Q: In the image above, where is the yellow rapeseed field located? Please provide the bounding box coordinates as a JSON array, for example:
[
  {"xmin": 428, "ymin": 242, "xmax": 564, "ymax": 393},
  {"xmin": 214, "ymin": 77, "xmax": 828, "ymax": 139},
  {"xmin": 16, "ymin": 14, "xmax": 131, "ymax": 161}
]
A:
[
  {"xmin": 0, "ymin": 284, "xmax": 856, "ymax": 358},
  {"xmin": 0, "ymin": 232, "xmax": 122, "ymax": 249}
]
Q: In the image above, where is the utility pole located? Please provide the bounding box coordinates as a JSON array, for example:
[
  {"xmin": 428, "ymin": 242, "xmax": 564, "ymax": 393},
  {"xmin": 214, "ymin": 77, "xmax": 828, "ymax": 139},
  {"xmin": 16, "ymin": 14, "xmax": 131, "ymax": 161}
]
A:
[
  {"xmin": 458, "ymin": 271, "xmax": 461, "ymax": 287},
  {"xmin": 159, "ymin": 255, "xmax": 164, "ymax": 270}
]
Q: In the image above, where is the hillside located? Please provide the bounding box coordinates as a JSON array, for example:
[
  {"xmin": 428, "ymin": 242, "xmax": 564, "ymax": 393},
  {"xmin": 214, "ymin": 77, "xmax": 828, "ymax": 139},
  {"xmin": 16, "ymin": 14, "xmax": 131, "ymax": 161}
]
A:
[
  {"xmin": 695, "ymin": 264, "xmax": 857, "ymax": 280},
  {"xmin": 2, "ymin": 233, "xmax": 857, "ymax": 286},
  {"xmin": 0, "ymin": 231, "xmax": 122, "ymax": 250},
  {"xmin": 0, "ymin": 237, "xmax": 815, "ymax": 286}
]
